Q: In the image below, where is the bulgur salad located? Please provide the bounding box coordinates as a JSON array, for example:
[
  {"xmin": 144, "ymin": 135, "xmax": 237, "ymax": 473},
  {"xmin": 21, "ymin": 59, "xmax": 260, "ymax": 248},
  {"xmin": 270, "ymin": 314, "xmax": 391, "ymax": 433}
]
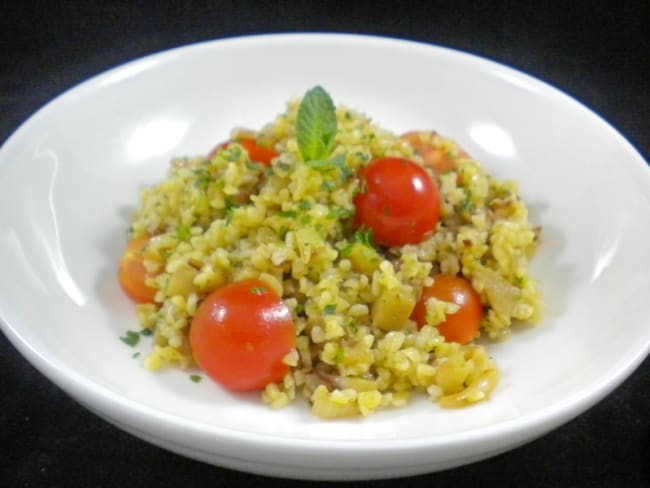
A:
[{"xmin": 118, "ymin": 86, "xmax": 542, "ymax": 419}]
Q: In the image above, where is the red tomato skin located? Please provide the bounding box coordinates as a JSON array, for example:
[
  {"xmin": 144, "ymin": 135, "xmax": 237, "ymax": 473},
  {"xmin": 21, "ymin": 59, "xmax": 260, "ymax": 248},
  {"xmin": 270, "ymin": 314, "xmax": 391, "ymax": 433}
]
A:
[
  {"xmin": 190, "ymin": 280, "xmax": 295, "ymax": 391},
  {"xmin": 208, "ymin": 137, "xmax": 277, "ymax": 166},
  {"xmin": 353, "ymin": 158, "xmax": 441, "ymax": 247},
  {"xmin": 411, "ymin": 275, "xmax": 483, "ymax": 344},
  {"xmin": 238, "ymin": 138, "xmax": 277, "ymax": 167}
]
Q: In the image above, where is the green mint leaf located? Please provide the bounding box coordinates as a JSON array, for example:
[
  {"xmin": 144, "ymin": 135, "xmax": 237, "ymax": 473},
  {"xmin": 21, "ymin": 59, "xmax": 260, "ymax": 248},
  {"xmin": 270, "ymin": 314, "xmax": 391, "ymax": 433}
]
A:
[{"xmin": 296, "ymin": 86, "xmax": 338, "ymax": 162}]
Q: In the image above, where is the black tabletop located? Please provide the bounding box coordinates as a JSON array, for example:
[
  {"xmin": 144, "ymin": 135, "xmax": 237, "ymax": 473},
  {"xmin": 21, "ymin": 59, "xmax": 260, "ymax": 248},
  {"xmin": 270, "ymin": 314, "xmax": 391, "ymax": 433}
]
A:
[{"xmin": 1, "ymin": 2, "xmax": 649, "ymax": 487}]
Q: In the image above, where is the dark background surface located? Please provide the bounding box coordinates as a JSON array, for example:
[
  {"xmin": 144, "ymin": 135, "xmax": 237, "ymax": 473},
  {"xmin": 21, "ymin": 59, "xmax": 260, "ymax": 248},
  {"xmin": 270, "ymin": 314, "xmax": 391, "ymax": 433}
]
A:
[{"xmin": 1, "ymin": 1, "xmax": 649, "ymax": 487}]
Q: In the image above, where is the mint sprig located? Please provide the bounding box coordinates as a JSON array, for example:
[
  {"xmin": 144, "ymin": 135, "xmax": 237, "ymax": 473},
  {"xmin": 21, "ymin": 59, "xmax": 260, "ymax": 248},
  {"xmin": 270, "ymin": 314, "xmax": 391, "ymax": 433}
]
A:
[{"xmin": 296, "ymin": 86, "xmax": 338, "ymax": 162}]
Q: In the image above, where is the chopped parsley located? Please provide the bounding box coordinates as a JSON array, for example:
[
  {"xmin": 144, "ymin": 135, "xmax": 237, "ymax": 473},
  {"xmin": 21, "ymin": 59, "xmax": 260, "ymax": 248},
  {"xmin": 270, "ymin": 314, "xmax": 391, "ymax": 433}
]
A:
[
  {"xmin": 297, "ymin": 200, "xmax": 312, "ymax": 210},
  {"xmin": 335, "ymin": 347, "xmax": 345, "ymax": 364},
  {"xmin": 120, "ymin": 330, "xmax": 140, "ymax": 347},
  {"xmin": 250, "ymin": 286, "xmax": 267, "ymax": 296},
  {"xmin": 327, "ymin": 207, "xmax": 355, "ymax": 220},
  {"xmin": 339, "ymin": 244, "xmax": 354, "ymax": 257},
  {"xmin": 324, "ymin": 304, "xmax": 337, "ymax": 315},
  {"xmin": 176, "ymin": 227, "xmax": 191, "ymax": 242},
  {"xmin": 354, "ymin": 229, "xmax": 374, "ymax": 247},
  {"xmin": 278, "ymin": 210, "xmax": 298, "ymax": 218},
  {"xmin": 246, "ymin": 161, "xmax": 262, "ymax": 171},
  {"xmin": 461, "ymin": 190, "xmax": 474, "ymax": 213},
  {"xmin": 277, "ymin": 161, "xmax": 292, "ymax": 172},
  {"xmin": 190, "ymin": 375, "xmax": 202, "ymax": 383}
]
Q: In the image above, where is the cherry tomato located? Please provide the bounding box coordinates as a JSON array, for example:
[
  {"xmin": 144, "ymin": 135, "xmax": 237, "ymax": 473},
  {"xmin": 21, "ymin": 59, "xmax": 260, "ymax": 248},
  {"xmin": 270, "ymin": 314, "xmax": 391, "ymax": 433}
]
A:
[
  {"xmin": 353, "ymin": 157, "xmax": 441, "ymax": 247},
  {"xmin": 118, "ymin": 235, "xmax": 157, "ymax": 303},
  {"xmin": 208, "ymin": 137, "xmax": 278, "ymax": 167},
  {"xmin": 190, "ymin": 279, "xmax": 296, "ymax": 391},
  {"xmin": 411, "ymin": 274, "xmax": 483, "ymax": 344},
  {"xmin": 401, "ymin": 131, "xmax": 466, "ymax": 174}
]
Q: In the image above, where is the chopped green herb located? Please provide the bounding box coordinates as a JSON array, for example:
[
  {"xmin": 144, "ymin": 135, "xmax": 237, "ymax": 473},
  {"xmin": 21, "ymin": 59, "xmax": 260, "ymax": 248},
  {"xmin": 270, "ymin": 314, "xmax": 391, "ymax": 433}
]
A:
[
  {"xmin": 300, "ymin": 215, "xmax": 312, "ymax": 225},
  {"xmin": 224, "ymin": 197, "xmax": 239, "ymax": 224},
  {"xmin": 296, "ymin": 86, "xmax": 338, "ymax": 162},
  {"xmin": 354, "ymin": 151, "xmax": 371, "ymax": 162},
  {"xmin": 176, "ymin": 227, "xmax": 191, "ymax": 242},
  {"xmin": 246, "ymin": 161, "xmax": 262, "ymax": 171},
  {"xmin": 194, "ymin": 176, "xmax": 212, "ymax": 189},
  {"xmin": 132, "ymin": 352, "xmax": 141, "ymax": 359},
  {"xmin": 278, "ymin": 210, "xmax": 298, "ymax": 218},
  {"xmin": 354, "ymin": 229, "xmax": 374, "ymax": 247},
  {"xmin": 340, "ymin": 244, "xmax": 354, "ymax": 257},
  {"xmin": 120, "ymin": 330, "xmax": 140, "ymax": 347},
  {"xmin": 277, "ymin": 161, "xmax": 292, "ymax": 172},
  {"xmin": 264, "ymin": 167, "xmax": 275, "ymax": 177},
  {"xmin": 461, "ymin": 191, "xmax": 474, "ymax": 213},
  {"xmin": 514, "ymin": 276, "xmax": 525, "ymax": 287},
  {"xmin": 297, "ymin": 200, "xmax": 312, "ymax": 210},
  {"xmin": 190, "ymin": 374, "xmax": 202, "ymax": 383},
  {"xmin": 295, "ymin": 303, "xmax": 305, "ymax": 315},
  {"xmin": 327, "ymin": 207, "xmax": 355, "ymax": 220},
  {"xmin": 250, "ymin": 286, "xmax": 267, "ymax": 295},
  {"xmin": 226, "ymin": 144, "xmax": 243, "ymax": 162},
  {"xmin": 322, "ymin": 181, "xmax": 337, "ymax": 191},
  {"xmin": 224, "ymin": 197, "xmax": 239, "ymax": 210},
  {"xmin": 335, "ymin": 347, "xmax": 345, "ymax": 364},
  {"xmin": 140, "ymin": 328, "xmax": 153, "ymax": 337},
  {"xmin": 324, "ymin": 304, "xmax": 337, "ymax": 315}
]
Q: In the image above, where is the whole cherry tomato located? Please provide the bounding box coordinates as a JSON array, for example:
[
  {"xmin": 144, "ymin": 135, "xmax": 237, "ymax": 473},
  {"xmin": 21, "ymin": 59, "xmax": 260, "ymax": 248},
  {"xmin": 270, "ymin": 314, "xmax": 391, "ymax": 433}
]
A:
[
  {"xmin": 411, "ymin": 274, "xmax": 483, "ymax": 344},
  {"xmin": 401, "ymin": 131, "xmax": 467, "ymax": 174},
  {"xmin": 208, "ymin": 137, "xmax": 278, "ymax": 167},
  {"xmin": 118, "ymin": 235, "xmax": 157, "ymax": 303},
  {"xmin": 190, "ymin": 279, "xmax": 296, "ymax": 391},
  {"xmin": 353, "ymin": 157, "xmax": 441, "ymax": 247}
]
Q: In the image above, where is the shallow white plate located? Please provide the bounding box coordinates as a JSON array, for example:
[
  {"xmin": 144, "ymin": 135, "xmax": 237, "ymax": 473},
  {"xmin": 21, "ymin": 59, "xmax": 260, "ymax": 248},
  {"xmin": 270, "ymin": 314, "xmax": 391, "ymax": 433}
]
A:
[{"xmin": 1, "ymin": 34, "xmax": 649, "ymax": 480}]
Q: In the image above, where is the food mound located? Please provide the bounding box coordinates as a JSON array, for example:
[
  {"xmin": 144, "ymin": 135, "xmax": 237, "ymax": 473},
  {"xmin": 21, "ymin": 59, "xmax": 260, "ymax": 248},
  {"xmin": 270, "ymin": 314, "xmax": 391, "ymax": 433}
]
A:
[{"xmin": 118, "ymin": 86, "xmax": 542, "ymax": 419}]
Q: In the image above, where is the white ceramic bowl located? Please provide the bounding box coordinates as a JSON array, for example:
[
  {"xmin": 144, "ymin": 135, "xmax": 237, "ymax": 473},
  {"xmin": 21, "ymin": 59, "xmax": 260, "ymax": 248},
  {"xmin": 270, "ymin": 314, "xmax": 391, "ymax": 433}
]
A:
[{"xmin": 1, "ymin": 34, "xmax": 649, "ymax": 480}]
